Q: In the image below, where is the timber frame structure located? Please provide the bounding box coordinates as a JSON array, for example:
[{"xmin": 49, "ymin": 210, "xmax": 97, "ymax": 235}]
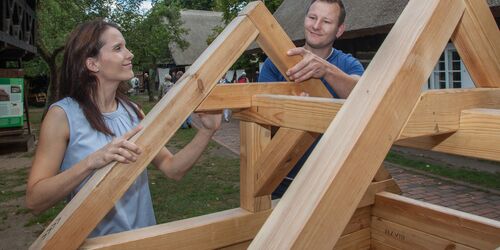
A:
[{"xmin": 31, "ymin": 0, "xmax": 499, "ymax": 249}]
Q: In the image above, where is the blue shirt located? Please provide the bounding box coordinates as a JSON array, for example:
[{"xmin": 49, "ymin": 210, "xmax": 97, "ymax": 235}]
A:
[
  {"xmin": 51, "ymin": 97, "xmax": 156, "ymax": 237},
  {"xmin": 258, "ymin": 48, "xmax": 364, "ymax": 98}
]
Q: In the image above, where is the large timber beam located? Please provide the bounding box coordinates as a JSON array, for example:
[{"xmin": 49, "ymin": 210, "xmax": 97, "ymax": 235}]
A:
[
  {"xmin": 396, "ymin": 108, "xmax": 500, "ymax": 162},
  {"xmin": 239, "ymin": 121, "xmax": 272, "ymax": 212},
  {"xmin": 30, "ymin": 10, "xmax": 261, "ymax": 250},
  {"xmin": 80, "ymin": 181, "xmax": 394, "ymax": 250},
  {"xmin": 235, "ymin": 88, "xmax": 500, "ymax": 136},
  {"xmin": 451, "ymin": 0, "xmax": 500, "ymax": 87},
  {"xmin": 196, "ymin": 82, "xmax": 302, "ymax": 111},
  {"xmin": 373, "ymin": 192, "xmax": 500, "ymax": 249},
  {"xmin": 250, "ymin": 0, "xmax": 466, "ymax": 248}
]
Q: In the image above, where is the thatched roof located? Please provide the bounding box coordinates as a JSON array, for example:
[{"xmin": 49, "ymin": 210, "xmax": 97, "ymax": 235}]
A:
[
  {"xmin": 169, "ymin": 10, "xmax": 224, "ymax": 66},
  {"xmin": 248, "ymin": 0, "xmax": 500, "ymax": 50}
]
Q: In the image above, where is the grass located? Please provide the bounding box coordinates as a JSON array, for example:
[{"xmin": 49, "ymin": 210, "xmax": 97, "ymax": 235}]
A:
[
  {"xmin": 0, "ymin": 168, "xmax": 29, "ymax": 203},
  {"xmin": 386, "ymin": 151, "xmax": 500, "ymax": 190}
]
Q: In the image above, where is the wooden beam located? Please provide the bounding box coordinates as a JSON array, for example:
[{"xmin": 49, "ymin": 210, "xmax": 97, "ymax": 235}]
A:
[
  {"xmin": 399, "ymin": 88, "xmax": 500, "ymax": 139},
  {"xmin": 81, "ymin": 201, "xmax": 371, "ymax": 249},
  {"xmin": 30, "ymin": 14, "xmax": 260, "ymax": 250},
  {"xmin": 80, "ymin": 207, "xmax": 272, "ymax": 250},
  {"xmin": 373, "ymin": 164, "xmax": 392, "ymax": 182},
  {"xmin": 451, "ymin": 0, "xmax": 500, "ymax": 87},
  {"xmin": 373, "ymin": 192, "xmax": 500, "ymax": 249},
  {"xmin": 242, "ymin": 2, "xmax": 331, "ymax": 98},
  {"xmin": 196, "ymin": 82, "xmax": 302, "ymax": 111},
  {"xmin": 239, "ymin": 121, "xmax": 271, "ymax": 212},
  {"xmin": 235, "ymin": 88, "xmax": 500, "ymax": 136},
  {"xmin": 254, "ymin": 128, "xmax": 317, "ymax": 196},
  {"xmin": 333, "ymin": 228, "xmax": 371, "ymax": 250},
  {"xmin": 250, "ymin": 0, "xmax": 465, "ymax": 248},
  {"xmin": 371, "ymin": 216, "xmax": 475, "ymax": 249},
  {"xmin": 357, "ymin": 179, "xmax": 401, "ymax": 208},
  {"xmin": 234, "ymin": 95, "xmax": 343, "ymax": 133},
  {"xmin": 396, "ymin": 108, "xmax": 500, "ymax": 162}
]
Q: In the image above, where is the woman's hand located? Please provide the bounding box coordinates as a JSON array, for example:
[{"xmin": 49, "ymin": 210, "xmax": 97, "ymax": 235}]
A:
[
  {"xmin": 197, "ymin": 112, "xmax": 222, "ymax": 132},
  {"xmin": 85, "ymin": 126, "xmax": 143, "ymax": 170}
]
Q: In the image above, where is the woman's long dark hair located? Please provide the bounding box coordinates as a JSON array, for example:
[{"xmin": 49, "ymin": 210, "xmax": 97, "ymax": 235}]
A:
[{"xmin": 59, "ymin": 19, "xmax": 143, "ymax": 136}]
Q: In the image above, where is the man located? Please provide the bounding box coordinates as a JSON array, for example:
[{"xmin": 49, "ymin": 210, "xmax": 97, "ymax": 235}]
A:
[
  {"xmin": 258, "ymin": 0, "xmax": 365, "ymax": 198},
  {"xmin": 259, "ymin": 0, "xmax": 363, "ymax": 98}
]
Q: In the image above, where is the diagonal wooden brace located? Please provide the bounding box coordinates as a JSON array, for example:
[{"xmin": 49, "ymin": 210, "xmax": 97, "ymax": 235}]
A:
[{"xmin": 250, "ymin": 0, "xmax": 466, "ymax": 248}]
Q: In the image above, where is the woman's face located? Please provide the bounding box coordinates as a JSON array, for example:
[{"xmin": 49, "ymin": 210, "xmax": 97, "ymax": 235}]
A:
[{"xmin": 92, "ymin": 27, "xmax": 134, "ymax": 83}]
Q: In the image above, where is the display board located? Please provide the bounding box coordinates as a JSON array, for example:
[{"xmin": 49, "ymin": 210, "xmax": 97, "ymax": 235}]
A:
[{"xmin": 0, "ymin": 78, "xmax": 24, "ymax": 128}]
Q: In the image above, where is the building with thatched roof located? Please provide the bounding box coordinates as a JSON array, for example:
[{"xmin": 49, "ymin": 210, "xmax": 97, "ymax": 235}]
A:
[
  {"xmin": 251, "ymin": 0, "xmax": 499, "ymax": 90},
  {"xmin": 169, "ymin": 10, "xmax": 224, "ymax": 67}
]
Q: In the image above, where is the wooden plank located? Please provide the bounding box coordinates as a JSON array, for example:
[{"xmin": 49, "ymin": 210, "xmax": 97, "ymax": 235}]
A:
[
  {"xmin": 399, "ymin": 88, "xmax": 500, "ymax": 139},
  {"xmin": 239, "ymin": 121, "xmax": 271, "ymax": 212},
  {"xmin": 235, "ymin": 88, "xmax": 500, "ymax": 136},
  {"xmin": 373, "ymin": 164, "xmax": 392, "ymax": 182},
  {"xmin": 30, "ymin": 15, "xmax": 260, "ymax": 250},
  {"xmin": 243, "ymin": 1, "xmax": 330, "ymax": 98},
  {"xmin": 333, "ymin": 228, "xmax": 371, "ymax": 250},
  {"xmin": 254, "ymin": 127, "xmax": 317, "ymax": 196},
  {"xmin": 396, "ymin": 108, "xmax": 500, "ymax": 162},
  {"xmin": 235, "ymin": 95, "xmax": 343, "ymax": 133},
  {"xmin": 217, "ymin": 241, "xmax": 251, "ymax": 250},
  {"xmin": 373, "ymin": 192, "xmax": 500, "ymax": 249},
  {"xmin": 80, "ymin": 207, "xmax": 272, "ymax": 250},
  {"xmin": 81, "ymin": 202, "xmax": 370, "ymax": 249},
  {"xmin": 371, "ymin": 216, "xmax": 475, "ymax": 250},
  {"xmin": 451, "ymin": 0, "xmax": 500, "ymax": 87},
  {"xmin": 196, "ymin": 82, "xmax": 302, "ymax": 111},
  {"xmin": 249, "ymin": 1, "xmax": 465, "ymax": 249},
  {"xmin": 358, "ymin": 179, "xmax": 401, "ymax": 208},
  {"xmin": 371, "ymin": 239, "xmax": 400, "ymax": 250},
  {"xmin": 341, "ymin": 206, "xmax": 371, "ymax": 236}
]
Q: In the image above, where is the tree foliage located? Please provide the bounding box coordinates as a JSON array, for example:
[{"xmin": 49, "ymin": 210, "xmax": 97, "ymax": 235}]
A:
[{"xmin": 25, "ymin": 0, "xmax": 186, "ymax": 106}]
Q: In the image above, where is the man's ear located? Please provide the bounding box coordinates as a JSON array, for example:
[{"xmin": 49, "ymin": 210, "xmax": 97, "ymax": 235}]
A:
[
  {"xmin": 336, "ymin": 23, "xmax": 345, "ymax": 39},
  {"xmin": 86, "ymin": 57, "xmax": 100, "ymax": 73}
]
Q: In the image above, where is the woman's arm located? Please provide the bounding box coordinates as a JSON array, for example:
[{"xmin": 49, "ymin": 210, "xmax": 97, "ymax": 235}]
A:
[
  {"xmin": 26, "ymin": 107, "xmax": 143, "ymax": 214},
  {"xmin": 152, "ymin": 113, "xmax": 222, "ymax": 180}
]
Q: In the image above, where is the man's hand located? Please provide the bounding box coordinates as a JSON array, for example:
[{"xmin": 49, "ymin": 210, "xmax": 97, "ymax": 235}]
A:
[{"xmin": 286, "ymin": 47, "xmax": 334, "ymax": 82}]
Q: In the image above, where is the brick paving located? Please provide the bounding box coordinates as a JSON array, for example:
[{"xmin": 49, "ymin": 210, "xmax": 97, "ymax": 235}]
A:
[{"xmin": 192, "ymin": 115, "xmax": 500, "ymax": 221}]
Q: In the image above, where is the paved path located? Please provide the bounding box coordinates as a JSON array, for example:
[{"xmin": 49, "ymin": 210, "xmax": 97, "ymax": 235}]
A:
[{"xmin": 192, "ymin": 115, "xmax": 500, "ymax": 221}]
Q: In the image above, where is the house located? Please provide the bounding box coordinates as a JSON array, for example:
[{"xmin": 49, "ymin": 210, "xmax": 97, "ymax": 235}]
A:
[{"xmin": 251, "ymin": 0, "xmax": 500, "ymax": 90}]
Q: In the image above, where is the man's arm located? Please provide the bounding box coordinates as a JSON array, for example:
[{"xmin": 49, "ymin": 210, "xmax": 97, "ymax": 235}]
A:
[{"xmin": 285, "ymin": 48, "xmax": 362, "ymax": 99}]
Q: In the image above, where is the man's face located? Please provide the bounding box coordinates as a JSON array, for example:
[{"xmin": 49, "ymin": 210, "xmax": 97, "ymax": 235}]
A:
[{"xmin": 304, "ymin": 1, "xmax": 344, "ymax": 50}]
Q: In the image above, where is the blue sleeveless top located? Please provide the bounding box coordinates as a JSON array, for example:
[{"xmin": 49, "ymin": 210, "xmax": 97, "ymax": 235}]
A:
[{"xmin": 51, "ymin": 97, "xmax": 156, "ymax": 237}]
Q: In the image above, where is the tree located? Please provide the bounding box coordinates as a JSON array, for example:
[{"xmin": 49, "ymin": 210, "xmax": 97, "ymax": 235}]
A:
[
  {"xmin": 162, "ymin": 0, "xmax": 216, "ymax": 10},
  {"xmin": 125, "ymin": 0, "xmax": 188, "ymax": 101},
  {"xmin": 25, "ymin": 0, "xmax": 186, "ymax": 108}
]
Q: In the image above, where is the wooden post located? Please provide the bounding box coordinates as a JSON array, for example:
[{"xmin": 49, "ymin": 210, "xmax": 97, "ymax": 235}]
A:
[
  {"xmin": 239, "ymin": 121, "xmax": 271, "ymax": 212},
  {"xmin": 250, "ymin": 0, "xmax": 465, "ymax": 248}
]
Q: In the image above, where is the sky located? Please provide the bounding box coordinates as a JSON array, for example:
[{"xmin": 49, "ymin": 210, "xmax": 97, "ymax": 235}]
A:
[{"xmin": 140, "ymin": 0, "xmax": 153, "ymax": 13}]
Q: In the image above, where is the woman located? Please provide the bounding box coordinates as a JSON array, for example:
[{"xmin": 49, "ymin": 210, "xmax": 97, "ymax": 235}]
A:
[{"xmin": 25, "ymin": 20, "xmax": 221, "ymax": 237}]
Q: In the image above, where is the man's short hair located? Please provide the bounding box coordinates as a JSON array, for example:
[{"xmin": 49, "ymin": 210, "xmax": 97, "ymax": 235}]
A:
[{"xmin": 308, "ymin": 0, "xmax": 346, "ymax": 25}]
